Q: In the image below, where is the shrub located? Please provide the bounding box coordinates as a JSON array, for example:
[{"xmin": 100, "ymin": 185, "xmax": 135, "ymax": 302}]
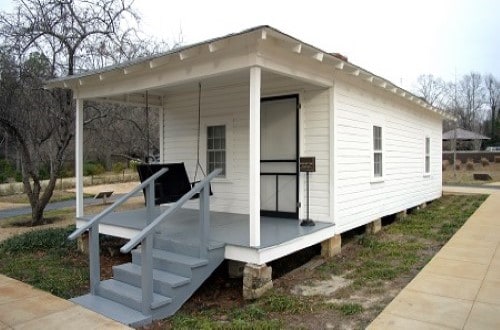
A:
[
  {"xmin": 0, "ymin": 226, "xmax": 76, "ymax": 254},
  {"xmin": 38, "ymin": 166, "xmax": 50, "ymax": 180},
  {"xmin": 442, "ymin": 160, "xmax": 449, "ymax": 171},
  {"xmin": 0, "ymin": 158, "xmax": 15, "ymax": 183},
  {"xmin": 129, "ymin": 159, "xmax": 140, "ymax": 171},
  {"xmin": 454, "ymin": 160, "xmax": 461, "ymax": 170},
  {"xmin": 112, "ymin": 162, "xmax": 126, "ymax": 174},
  {"xmin": 83, "ymin": 162, "xmax": 105, "ymax": 176},
  {"xmin": 14, "ymin": 171, "xmax": 22, "ymax": 182},
  {"xmin": 465, "ymin": 160, "xmax": 474, "ymax": 171},
  {"xmin": 481, "ymin": 158, "xmax": 490, "ymax": 167}
]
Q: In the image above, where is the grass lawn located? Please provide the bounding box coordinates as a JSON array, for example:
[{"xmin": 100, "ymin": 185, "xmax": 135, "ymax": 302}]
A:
[
  {"xmin": 443, "ymin": 161, "xmax": 500, "ymax": 184},
  {"xmin": 0, "ymin": 194, "xmax": 487, "ymax": 329}
]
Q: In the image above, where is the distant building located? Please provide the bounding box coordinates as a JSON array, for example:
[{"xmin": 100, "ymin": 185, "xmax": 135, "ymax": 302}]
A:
[{"xmin": 443, "ymin": 128, "xmax": 490, "ymax": 150}]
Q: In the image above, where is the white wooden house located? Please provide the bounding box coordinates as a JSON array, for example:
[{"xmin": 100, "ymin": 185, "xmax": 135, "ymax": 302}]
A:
[{"xmin": 47, "ymin": 26, "xmax": 448, "ymax": 326}]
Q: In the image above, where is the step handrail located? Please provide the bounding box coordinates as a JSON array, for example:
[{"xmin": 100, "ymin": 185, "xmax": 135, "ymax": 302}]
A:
[
  {"xmin": 120, "ymin": 168, "xmax": 222, "ymax": 254},
  {"xmin": 68, "ymin": 167, "xmax": 168, "ymax": 241}
]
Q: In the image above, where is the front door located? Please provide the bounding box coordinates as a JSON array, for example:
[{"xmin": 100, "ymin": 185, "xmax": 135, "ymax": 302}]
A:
[{"xmin": 260, "ymin": 95, "xmax": 299, "ymax": 218}]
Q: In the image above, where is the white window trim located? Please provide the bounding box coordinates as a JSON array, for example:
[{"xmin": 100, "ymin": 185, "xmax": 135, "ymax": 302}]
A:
[
  {"xmin": 424, "ymin": 135, "xmax": 431, "ymax": 177},
  {"xmin": 201, "ymin": 116, "xmax": 233, "ymax": 183},
  {"xmin": 370, "ymin": 119, "xmax": 385, "ymax": 183}
]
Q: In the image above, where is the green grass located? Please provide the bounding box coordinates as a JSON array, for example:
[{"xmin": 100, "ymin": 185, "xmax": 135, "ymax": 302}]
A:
[
  {"xmin": 0, "ymin": 194, "xmax": 488, "ymax": 329},
  {"xmin": 327, "ymin": 302, "xmax": 364, "ymax": 315},
  {"xmin": 0, "ymin": 226, "xmax": 89, "ymax": 298}
]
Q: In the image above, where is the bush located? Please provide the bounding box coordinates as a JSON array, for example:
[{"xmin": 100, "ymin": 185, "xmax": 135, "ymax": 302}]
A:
[
  {"xmin": 112, "ymin": 162, "xmax": 126, "ymax": 174},
  {"xmin": 481, "ymin": 158, "xmax": 490, "ymax": 167},
  {"xmin": 0, "ymin": 226, "xmax": 76, "ymax": 254},
  {"xmin": 465, "ymin": 160, "xmax": 474, "ymax": 171},
  {"xmin": 129, "ymin": 159, "xmax": 140, "ymax": 171},
  {"xmin": 83, "ymin": 162, "xmax": 106, "ymax": 176},
  {"xmin": 14, "ymin": 171, "xmax": 22, "ymax": 182},
  {"xmin": 38, "ymin": 166, "xmax": 50, "ymax": 180},
  {"xmin": 454, "ymin": 160, "xmax": 461, "ymax": 170},
  {"xmin": 0, "ymin": 159, "xmax": 15, "ymax": 183}
]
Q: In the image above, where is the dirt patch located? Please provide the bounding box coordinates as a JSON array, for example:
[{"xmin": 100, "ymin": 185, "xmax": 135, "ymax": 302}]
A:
[
  {"xmin": 292, "ymin": 275, "xmax": 352, "ymax": 296},
  {"xmin": 67, "ymin": 181, "xmax": 140, "ymax": 195}
]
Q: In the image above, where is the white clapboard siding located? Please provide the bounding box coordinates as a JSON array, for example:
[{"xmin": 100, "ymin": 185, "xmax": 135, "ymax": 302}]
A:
[
  {"xmin": 162, "ymin": 76, "xmax": 331, "ymax": 219},
  {"xmin": 301, "ymin": 89, "xmax": 331, "ymax": 222},
  {"xmin": 334, "ymin": 78, "xmax": 442, "ymax": 233}
]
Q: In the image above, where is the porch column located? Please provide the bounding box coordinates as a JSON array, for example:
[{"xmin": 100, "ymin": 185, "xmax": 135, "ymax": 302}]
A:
[
  {"xmin": 249, "ymin": 67, "xmax": 261, "ymax": 247},
  {"xmin": 75, "ymin": 98, "xmax": 84, "ymax": 217}
]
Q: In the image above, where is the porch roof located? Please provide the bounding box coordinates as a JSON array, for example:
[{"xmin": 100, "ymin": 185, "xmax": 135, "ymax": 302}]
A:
[{"xmin": 45, "ymin": 25, "xmax": 451, "ymax": 120}]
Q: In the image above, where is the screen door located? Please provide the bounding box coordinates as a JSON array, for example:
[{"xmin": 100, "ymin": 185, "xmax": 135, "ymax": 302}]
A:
[{"xmin": 260, "ymin": 95, "xmax": 299, "ymax": 218}]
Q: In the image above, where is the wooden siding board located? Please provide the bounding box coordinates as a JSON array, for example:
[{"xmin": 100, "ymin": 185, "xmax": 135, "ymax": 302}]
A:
[{"xmin": 333, "ymin": 79, "xmax": 442, "ymax": 232}]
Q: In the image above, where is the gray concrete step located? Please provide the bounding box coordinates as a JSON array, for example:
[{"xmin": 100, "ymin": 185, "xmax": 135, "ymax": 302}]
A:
[
  {"xmin": 113, "ymin": 263, "xmax": 191, "ymax": 296},
  {"xmin": 70, "ymin": 293, "xmax": 151, "ymax": 327},
  {"xmin": 132, "ymin": 248, "xmax": 208, "ymax": 277},
  {"xmin": 98, "ymin": 279, "xmax": 172, "ymax": 311}
]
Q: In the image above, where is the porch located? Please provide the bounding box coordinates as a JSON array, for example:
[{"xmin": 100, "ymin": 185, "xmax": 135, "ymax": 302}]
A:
[{"xmin": 78, "ymin": 205, "xmax": 334, "ymax": 264}]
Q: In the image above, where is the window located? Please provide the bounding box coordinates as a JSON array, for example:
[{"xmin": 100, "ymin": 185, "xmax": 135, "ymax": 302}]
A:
[
  {"xmin": 207, "ymin": 125, "xmax": 226, "ymax": 177},
  {"xmin": 425, "ymin": 136, "xmax": 430, "ymax": 174},
  {"xmin": 373, "ymin": 125, "xmax": 383, "ymax": 178}
]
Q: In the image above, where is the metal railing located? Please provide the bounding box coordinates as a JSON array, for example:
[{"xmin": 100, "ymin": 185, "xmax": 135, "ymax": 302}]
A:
[
  {"xmin": 68, "ymin": 167, "xmax": 221, "ymax": 316},
  {"xmin": 68, "ymin": 167, "xmax": 168, "ymax": 297}
]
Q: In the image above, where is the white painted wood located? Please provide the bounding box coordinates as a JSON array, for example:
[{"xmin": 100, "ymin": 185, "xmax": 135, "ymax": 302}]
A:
[
  {"xmin": 313, "ymin": 52, "xmax": 324, "ymax": 62},
  {"xmin": 159, "ymin": 104, "xmax": 164, "ymax": 163},
  {"xmin": 333, "ymin": 77, "xmax": 442, "ymax": 233},
  {"xmin": 249, "ymin": 67, "xmax": 261, "ymax": 247},
  {"xmin": 224, "ymin": 224, "xmax": 335, "ymax": 264},
  {"xmin": 329, "ymin": 86, "xmax": 336, "ymax": 225},
  {"xmin": 75, "ymin": 98, "xmax": 84, "ymax": 217}
]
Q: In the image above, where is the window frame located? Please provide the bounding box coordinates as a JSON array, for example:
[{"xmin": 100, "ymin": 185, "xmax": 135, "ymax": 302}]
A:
[
  {"xmin": 206, "ymin": 125, "xmax": 226, "ymax": 178},
  {"xmin": 424, "ymin": 135, "xmax": 431, "ymax": 176},
  {"xmin": 371, "ymin": 122, "xmax": 385, "ymax": 183},
  {"xmin": 201, "ymin": 117, "xmax": 232, "ymax": 182}
]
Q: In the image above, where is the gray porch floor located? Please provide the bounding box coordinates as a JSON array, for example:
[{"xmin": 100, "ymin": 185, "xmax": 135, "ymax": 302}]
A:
[{"xmin": 81, "ymin": 207, "xmax": 333, "ymax": 249}]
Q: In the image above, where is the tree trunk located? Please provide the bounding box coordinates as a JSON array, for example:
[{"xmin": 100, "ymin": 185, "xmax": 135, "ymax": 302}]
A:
[{"xmin": 31, "ymin": 203, "xmax": 44, "ymax": 226}]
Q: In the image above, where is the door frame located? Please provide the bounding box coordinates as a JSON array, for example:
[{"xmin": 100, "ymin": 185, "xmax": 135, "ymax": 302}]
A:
[{"xmin": 260, "ymin": 94, "xmax": 300, "ymax": 219}]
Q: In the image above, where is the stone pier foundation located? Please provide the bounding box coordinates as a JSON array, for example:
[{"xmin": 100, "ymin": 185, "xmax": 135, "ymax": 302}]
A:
[
  {"xmin": 365, "ymin": 218, "xmax": 382, "ymax": 234},
  {"xmin": 243, "ymin": 263, "xmax": 273, "ymax": 300},
  {"xmin": 321, "ymin": 234, "xmax": 342, "ymax": 258}
]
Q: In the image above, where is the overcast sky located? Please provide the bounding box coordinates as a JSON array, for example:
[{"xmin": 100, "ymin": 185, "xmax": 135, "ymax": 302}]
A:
[{"xmin": 1, "ymin": 0, "xmax": 499, "ymax": 90}]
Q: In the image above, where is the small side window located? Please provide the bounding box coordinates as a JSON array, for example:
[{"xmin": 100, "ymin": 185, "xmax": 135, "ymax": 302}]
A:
[
  {"xmin": 425, "ymin": 136, "xmax": 430, "ymax": 174},
  {"xmin": 373, "ymin": 126, "xmax": 383, "ymax": 177},
  {"xmin": 207, "ymin": 125, "xmax": 226, "ymax": 177}
]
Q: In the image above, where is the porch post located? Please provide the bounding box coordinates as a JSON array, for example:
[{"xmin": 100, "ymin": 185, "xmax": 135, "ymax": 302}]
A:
[
  {"xmin": 249, "ymin": 67, "xmax": 261, "ymax": 247},
  {"xmin": 75, "ymin": 98, "xmax": 84, "ymax": 217}
]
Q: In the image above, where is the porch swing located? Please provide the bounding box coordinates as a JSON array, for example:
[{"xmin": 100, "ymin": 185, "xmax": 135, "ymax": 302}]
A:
[{"xmin": 137, "ymin": 83, "xmax": 213, "ymax": 205}]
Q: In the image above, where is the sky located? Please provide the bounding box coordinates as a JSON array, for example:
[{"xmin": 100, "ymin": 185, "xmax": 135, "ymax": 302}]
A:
[{"xmin": 1, "ymin": 0, "xmax": 499, "ymax": 90}]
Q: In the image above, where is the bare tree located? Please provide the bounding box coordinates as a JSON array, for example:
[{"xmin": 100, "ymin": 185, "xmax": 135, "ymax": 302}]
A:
[
  {"xmin": 414, "ymin": 74, "xmax": 448, "ymax": 108},
  {"xmin": 448, "ymin": 73, "xmax": 486, "ymax": 131},
  {"xmin": 0, "ymin": 0, "xmax": 161, "ymax": 226},
  {"xmin": 484, "ymin": 75, "xmax": 500, "ymax": 141}
]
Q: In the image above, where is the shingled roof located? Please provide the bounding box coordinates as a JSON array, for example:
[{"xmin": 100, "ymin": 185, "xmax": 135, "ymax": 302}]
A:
[{"xmin": 442, "ymin": 128, "xmax": 490, "ymax": 140}]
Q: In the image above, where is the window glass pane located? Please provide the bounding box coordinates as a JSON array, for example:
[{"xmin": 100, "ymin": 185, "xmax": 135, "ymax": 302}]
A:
[
  {"xmin": 425, "ymin": 137, "xmax": 430, "ymax": 155},
  {"xmin": 425, "ymin": 156, "xmax": 430, "ymax": 173},
  {"xmin": 374, "ymin": 153, "xmax": 382, "ymax": 177},
  {"xmin": 207, "ymin": 125, "xmax": 226, "ymax": 177},
  {"xmin": 373, "ymin": 126, "xmax": 382, "ymax": 151}
]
